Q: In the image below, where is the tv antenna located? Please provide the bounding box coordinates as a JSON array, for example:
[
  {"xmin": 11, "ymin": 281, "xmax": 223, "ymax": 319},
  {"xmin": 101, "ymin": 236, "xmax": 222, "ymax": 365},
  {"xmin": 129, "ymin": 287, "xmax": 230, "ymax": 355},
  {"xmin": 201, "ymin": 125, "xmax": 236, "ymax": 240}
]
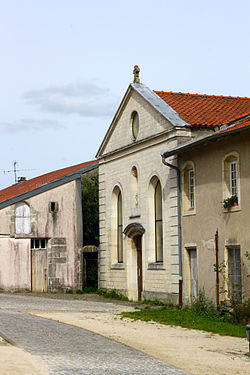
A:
[{"xmin": 2, "ymin": 161, "xmax": 35, "ymax": 184}]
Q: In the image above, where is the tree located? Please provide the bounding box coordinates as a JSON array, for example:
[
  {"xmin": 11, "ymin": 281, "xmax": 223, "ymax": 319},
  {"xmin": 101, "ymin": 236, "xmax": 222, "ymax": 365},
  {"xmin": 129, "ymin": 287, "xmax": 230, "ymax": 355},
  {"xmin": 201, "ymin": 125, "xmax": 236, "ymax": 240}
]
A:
[{"xmin": 81, "ymin": 171, "xmax": 99, "ymax": 246}]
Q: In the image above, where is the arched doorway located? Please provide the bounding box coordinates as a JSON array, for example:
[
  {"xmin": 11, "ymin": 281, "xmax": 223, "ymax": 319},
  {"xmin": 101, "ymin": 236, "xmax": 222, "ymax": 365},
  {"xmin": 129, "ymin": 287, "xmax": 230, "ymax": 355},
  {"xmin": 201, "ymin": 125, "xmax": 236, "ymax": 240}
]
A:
[{"xmin": 124, "ymin": 223, "xmax": 145, "ymax": 300}]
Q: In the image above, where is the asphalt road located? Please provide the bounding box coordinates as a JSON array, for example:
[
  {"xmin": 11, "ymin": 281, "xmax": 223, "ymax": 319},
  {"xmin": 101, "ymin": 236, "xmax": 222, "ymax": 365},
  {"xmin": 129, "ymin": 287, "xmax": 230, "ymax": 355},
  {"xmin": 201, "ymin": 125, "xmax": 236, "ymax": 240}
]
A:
[{"xmin": 0, "ymin": 294, "xmax": 191, "ymax": 375}]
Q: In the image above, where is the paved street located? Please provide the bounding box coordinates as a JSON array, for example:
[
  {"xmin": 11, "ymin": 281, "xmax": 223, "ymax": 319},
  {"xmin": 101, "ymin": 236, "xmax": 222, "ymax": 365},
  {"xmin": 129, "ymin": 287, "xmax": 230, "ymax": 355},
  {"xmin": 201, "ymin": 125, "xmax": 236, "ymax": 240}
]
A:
[{"xmin": 0, "ymin": 294, "xmax": 190, "ymax": 375}]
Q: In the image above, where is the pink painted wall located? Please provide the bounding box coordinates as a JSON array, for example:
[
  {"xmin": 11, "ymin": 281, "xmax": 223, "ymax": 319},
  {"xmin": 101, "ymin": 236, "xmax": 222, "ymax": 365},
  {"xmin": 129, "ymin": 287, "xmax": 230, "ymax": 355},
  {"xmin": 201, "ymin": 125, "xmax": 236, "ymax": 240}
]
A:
[{"xmin": 0, "ymin": 238, "xmax": 30, "ymax": 290}]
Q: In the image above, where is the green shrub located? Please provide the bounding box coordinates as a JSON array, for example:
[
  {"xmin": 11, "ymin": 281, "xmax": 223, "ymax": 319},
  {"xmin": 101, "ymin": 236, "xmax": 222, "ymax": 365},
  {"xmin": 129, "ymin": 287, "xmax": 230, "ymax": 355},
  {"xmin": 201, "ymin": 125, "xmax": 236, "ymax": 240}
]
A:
[
  {"xmin": 191, "ymin": 290, "xmax": 219, "ymax": 318},
  {"xmin": 231, "ymin": 299, "xmax": 250, "ymax": 324},
  {"xmin": 82, "ymin": 286, "xmax": 97, "ymax": 294},
  {"xmin": 96, "ymin": 289, "xmax": 128, "ymax": 301},
  {"xmin": 76, "ymin": 289, "xmax": 84, "ymax": 294},
  {"xmin": 65, "ymin": 289, "xmax": 73, "ymax": 294}
]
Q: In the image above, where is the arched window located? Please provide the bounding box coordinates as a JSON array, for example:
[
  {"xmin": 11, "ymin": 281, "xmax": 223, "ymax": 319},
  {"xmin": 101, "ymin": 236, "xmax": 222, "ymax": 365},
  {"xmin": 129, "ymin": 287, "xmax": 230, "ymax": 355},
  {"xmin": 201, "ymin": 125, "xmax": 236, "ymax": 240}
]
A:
[
  {"xmin": 223, "ymin": 152, "xmax": 240, "ymax": 205},
  {"xmin": 131, "ymin": 166, "xmax": 139, "ymax": 215},
  {"xmin": 15, "ymin": 202, "xmax": 31, "ymax": 234},
  {"xmin": 117, "ymin": 191, "xmax": 123, "ymax": 263},
  {"xmin": 183, "ymin": 162, "xmax": 195, "ymax": 213},
  {"xmin": 155, "ymin": 180, "xmax": 163, "ymax": 262}
]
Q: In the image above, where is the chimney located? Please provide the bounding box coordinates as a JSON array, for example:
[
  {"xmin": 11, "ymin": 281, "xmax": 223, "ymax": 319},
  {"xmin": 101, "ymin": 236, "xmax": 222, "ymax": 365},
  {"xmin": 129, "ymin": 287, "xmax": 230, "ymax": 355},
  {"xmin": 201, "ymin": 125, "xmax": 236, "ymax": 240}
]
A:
[{"xmin": 18, "ymin": 177, "xmax": 26, "ymax": 183}]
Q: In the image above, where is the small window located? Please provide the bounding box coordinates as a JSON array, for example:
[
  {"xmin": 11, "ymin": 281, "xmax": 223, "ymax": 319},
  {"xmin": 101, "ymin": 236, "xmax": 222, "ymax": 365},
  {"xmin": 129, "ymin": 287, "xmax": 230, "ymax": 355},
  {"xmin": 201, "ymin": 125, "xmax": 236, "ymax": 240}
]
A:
[
  {"xmin": 230, "ymin": 161, "xmax": 237, "ymax": 196},
  {"xmin": 49, "ymin": 201, "xmax": 58, "ymax": 213},
  {"xmin": 131, "ymin": 111, "xmax": 139, "ymax": 140},
  {"xmin": 188, "ymin": 170, "xmax": 194, "ymax": 209},
  {"xmin": 31, "ymin": 239, "xmax": 47, "ymax": 250}
]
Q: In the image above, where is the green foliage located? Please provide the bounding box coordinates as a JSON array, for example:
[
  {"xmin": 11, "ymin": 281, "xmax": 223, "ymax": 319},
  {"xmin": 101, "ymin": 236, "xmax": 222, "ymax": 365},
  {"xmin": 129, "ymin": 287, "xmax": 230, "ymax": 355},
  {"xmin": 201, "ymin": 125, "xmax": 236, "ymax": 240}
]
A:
[
  {"xmin": 82, "ymin": 286, "xmax": 98, "ymax": 293},
  {"xmin": 82, "ymin": 172, "xmax": 99, "ymax": 246},
  {"xmin": 223, "ymin": 195, "xmax": 238, "ymax": 208},
  {"xmin": 120, "ymin": 307, "xmax": 246, "ymax": 337},
  {"xmin": 96, "ymin": 289, "xmax": 129, "ymax": 301},
  {"xmin": 231, "ymin": 299, "xmax": 250, "ymax": 325},
  {"xmin": 191, "ymin": 290, "xmax": 219, "ymax": 318},
  {"xmin": 65, "ymin": 289, "xmax": 73, "ymax": 294},
  {"xmin": 76, "ymin": 289, "xmax": 84, "ymax": 294}
]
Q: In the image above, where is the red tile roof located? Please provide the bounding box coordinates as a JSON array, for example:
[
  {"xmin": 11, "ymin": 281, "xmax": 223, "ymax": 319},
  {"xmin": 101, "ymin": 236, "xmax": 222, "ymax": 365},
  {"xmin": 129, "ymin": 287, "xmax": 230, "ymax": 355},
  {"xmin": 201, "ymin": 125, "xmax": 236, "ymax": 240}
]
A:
[
  {"xmin": 0, "ymin": 160, "xmax": 97, "ymax": 204},
  {"xmin": 217, "ymin": 117, "xmax": 250, "ymax": 134},
  {"xmin": 154, "ymin": 91, "xmax": 250, "ymax": 127}
]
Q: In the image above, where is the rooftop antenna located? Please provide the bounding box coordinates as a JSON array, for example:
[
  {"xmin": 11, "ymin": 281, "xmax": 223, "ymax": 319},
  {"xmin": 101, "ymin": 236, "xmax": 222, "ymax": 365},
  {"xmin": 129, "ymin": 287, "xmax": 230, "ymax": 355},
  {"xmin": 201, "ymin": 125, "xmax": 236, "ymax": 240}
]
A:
[{"xmin": 2, "ymin": 161, "xmax": 35, "ymax": 184}]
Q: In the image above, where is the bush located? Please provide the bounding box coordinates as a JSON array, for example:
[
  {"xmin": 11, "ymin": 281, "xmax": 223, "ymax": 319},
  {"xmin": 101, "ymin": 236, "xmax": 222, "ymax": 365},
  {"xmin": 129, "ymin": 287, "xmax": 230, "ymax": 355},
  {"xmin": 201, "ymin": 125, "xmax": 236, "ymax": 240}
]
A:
[
  {"xmin": 96, "ymin": 289, "xmax": 128, "ymax": 301},
  {"xmin": 191, "ymin": 290, "xmax": 219, "ymax": 318},
  {"xmin": 65, "ymin": 289, "xmax": 73, "ymax": 294},
  {"xmin": 231, "ymin": 299, "xmax": 250, "ymax": 324}
]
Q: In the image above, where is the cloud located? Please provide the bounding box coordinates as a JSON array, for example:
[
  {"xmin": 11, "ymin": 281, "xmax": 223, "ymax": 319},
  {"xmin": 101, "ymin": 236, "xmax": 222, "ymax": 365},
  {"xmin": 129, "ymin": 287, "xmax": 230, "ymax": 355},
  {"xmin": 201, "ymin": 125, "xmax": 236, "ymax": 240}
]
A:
[
  {"xmin": 0, "ymin": 118, "xmax": 63, "ymax": 133},
  {"xmin": 23, "ymin": 81, "xmax": 118, "ymax": 117}
]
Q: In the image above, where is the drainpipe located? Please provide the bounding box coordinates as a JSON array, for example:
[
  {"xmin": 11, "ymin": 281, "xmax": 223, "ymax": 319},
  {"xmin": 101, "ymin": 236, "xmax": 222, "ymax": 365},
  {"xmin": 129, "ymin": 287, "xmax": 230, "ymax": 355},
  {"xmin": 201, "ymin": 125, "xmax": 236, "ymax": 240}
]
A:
[
  {"xmin": 215, "ymin": 229, "xmax": 219, "ymax": 306},
  {"xmin": 161, "ymin": 152, "xmax": 183, "ymax": 308}
]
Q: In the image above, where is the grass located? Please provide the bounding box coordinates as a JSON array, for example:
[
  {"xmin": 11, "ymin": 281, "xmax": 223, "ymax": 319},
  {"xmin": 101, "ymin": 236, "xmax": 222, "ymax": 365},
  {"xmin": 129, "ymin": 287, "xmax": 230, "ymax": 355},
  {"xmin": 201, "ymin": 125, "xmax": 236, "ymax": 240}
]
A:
[
  {"xmin": 96, "ymin": 288, "xmax": 129, "ymax": 301},
  {"xmin": 121, "ymin": 306, "xmax": 246, "ymax": 338}
]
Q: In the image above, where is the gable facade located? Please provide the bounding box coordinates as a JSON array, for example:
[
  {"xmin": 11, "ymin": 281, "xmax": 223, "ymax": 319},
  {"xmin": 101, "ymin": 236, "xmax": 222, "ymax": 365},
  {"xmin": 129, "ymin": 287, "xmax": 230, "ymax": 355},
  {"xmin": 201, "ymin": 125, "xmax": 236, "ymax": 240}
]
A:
[
  {"xmin": 0, "ymin": 161, "xmax": 98, "ymax": 292},
  {"xmin": 97, "ymin": 84, "xmax": 192, "ymax": 302},
  {"xmin": 97, "ymin": 74, "xmax": 250, "ymax": 303}
]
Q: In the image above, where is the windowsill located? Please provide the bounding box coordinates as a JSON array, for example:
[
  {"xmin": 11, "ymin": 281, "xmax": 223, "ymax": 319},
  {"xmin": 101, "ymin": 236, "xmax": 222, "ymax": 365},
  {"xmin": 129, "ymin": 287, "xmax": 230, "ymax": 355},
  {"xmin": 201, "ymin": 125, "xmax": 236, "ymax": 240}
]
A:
[
  {"xmin": 14, "ymin": 234, "xmax": 31, "ymax": 239},
  {"xmin": 148, "ymin": 262, "xmax": 165, "ymax": 270},
  {"xmin": 183, "ymin": 209, "xmax": 196, "ymax": 216},
  {"xmin": 111, "ymin": 263, "xmax": 125, "ymax": 270},
  {"xmin": 223, "ymin": 205, "xmax": 241, "ymax": 213}
]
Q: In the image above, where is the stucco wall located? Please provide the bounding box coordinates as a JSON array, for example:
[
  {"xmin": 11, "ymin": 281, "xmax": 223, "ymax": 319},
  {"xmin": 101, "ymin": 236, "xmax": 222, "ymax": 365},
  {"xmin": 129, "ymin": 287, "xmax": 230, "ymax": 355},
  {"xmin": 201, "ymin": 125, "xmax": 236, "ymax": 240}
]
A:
[
  {"xmin": 0, "ymin": 178, "xmax": 82, "ymax": 291},
  {"xmin": 180, "ymin": 131, "xmax": 250, "ymax": 303},
  {"xmin": 0, "ymin": 238, "xmax": 30, "ymax": 290}
]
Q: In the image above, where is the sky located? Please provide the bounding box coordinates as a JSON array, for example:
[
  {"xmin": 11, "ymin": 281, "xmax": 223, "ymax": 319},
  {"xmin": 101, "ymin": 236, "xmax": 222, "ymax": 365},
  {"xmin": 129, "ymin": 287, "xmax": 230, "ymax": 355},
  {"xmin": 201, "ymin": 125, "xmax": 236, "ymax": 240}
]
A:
[{"xmin": 0, "ymin": 0, "xmax": 249, "ymax": 189}]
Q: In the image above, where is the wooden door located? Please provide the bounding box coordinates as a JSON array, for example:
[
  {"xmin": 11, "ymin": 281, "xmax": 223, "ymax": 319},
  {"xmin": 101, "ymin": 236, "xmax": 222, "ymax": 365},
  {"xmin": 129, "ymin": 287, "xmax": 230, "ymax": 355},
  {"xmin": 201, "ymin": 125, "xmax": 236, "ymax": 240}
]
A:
[
  {"xmin": 136, "ymin": 236, "xmax": 142, "ymax": 300},
  {"xmin": 31, "ymin": 248, "xmax": 47, "ymax": 292},
  {"xmin": 189, "ymin": 249, "xmax": 198, "ymax": 301}
]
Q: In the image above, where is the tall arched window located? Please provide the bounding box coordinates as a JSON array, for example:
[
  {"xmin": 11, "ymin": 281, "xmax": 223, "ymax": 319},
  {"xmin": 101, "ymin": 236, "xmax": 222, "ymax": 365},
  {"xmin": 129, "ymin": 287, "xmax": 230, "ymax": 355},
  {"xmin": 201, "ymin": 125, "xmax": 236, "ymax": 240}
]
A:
[
  {"xmin": 15, "ymin": 202, "xmax": 31, "ymax": 234},
  {"xmin": 117, "ymin": 191, "xmax": 123, "ymax": 263},
  {"xmin": 155, "ymin": 180, "xmax": 163, "ymax": 262}
]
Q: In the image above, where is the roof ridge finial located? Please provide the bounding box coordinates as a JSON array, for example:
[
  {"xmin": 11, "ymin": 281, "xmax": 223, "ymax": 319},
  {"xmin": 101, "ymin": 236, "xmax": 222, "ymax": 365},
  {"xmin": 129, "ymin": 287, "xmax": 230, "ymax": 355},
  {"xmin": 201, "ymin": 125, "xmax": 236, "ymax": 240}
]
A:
[{"xmin": 133, "ymin": 65, "xmax": 140, "ymax": 83}]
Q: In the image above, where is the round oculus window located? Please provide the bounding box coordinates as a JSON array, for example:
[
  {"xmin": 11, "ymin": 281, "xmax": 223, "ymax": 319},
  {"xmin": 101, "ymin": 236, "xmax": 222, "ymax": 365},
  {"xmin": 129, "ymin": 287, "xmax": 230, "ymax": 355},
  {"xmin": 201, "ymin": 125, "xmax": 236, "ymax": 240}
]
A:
[{"xmin": 131, "ymin": 111, "xmax": 139, "ymax": 140}]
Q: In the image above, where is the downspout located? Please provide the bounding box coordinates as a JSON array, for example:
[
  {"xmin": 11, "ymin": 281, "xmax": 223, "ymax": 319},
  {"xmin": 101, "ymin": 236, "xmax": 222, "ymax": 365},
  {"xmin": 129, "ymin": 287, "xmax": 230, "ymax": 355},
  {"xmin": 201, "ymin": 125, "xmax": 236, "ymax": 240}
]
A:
[{"xmin": 161, "ymin": 152, "xmax": 183, "ymax": 308}]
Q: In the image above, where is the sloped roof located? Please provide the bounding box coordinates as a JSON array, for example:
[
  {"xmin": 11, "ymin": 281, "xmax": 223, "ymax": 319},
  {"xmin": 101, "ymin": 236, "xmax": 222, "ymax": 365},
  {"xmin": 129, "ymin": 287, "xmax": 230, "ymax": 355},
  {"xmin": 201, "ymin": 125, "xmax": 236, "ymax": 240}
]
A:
[
  {"xmin": 162, "ymin": 117, "xmax": 250, "ymax": 158},
  {"xmin": 155, "ymin": 91, "xmax": 250, "ymax": 127},
  {"xmin": 0, "ymin": 160, "xmax": 98, "ymax": 206}
]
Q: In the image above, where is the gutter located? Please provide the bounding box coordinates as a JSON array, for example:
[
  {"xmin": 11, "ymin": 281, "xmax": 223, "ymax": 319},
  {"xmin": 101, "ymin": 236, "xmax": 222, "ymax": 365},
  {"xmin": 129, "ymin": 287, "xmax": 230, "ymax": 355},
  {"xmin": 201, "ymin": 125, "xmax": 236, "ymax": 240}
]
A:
[{"xmin": 161, "ymin": 152, "xmax": 183, "ymax": 308}]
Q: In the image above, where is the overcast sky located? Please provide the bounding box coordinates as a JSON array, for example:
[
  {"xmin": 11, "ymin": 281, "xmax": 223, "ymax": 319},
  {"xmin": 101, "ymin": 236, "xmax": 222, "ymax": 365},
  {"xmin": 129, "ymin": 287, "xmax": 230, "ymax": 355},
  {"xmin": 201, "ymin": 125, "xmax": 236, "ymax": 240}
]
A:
[{"xmin": 0, "ymin": 0, "xmax": 249, "ymax": 189}]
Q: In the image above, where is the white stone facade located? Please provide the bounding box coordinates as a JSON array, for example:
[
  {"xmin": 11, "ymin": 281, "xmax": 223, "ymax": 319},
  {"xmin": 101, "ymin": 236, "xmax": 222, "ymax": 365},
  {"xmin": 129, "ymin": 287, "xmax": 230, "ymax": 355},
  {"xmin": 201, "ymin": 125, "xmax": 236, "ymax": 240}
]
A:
[{"xmin": 97, "ymin": 85, "xmax": 191, "ymax": 301}]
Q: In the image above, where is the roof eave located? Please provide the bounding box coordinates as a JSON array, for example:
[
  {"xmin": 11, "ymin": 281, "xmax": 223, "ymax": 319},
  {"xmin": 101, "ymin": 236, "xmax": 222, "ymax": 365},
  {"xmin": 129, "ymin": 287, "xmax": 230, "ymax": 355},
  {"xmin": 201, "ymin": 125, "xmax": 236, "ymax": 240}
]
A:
[
  {"xmin": 163, "ymin": 123, "xmax": 250, "ymax": 158},
  {"xmin": 0, "ymin": 162, "xmax": 98, "ymax": 209}
]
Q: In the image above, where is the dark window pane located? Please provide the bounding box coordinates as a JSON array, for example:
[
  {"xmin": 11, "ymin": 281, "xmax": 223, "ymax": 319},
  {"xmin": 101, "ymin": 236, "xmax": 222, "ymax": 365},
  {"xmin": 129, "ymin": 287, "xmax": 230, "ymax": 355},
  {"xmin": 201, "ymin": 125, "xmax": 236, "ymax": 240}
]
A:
[{"xmin": 41, "ymin": 239, "xmax": 46, "ymax": 248}]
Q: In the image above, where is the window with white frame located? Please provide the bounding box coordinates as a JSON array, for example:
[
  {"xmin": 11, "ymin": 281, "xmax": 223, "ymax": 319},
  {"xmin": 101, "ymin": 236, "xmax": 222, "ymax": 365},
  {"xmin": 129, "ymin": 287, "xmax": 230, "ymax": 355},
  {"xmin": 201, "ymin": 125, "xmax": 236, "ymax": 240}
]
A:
[
  {"xmin": 230, "ymin": 161, "xmax": 238, "ymax": 197},
  {"xmin": 223, "ymin": 153, "xmax": 240, "ymax": 205},
  {"xmin": 15, "ymin": 202, "xmax": 31, "ymax": 234},
  {"xmin": 183, "ymin": 162, "xmax": 195, "ymax": 213}
]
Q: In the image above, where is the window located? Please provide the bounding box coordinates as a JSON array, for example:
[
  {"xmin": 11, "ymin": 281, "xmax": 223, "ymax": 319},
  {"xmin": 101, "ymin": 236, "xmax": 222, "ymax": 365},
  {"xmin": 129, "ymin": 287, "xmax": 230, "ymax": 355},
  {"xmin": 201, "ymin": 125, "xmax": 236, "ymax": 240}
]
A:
[
  {"xmin": 230, "ymin": 161, "xmax": 237, "ymax": 197},
  {"xmin": 131, "ymin": 111, "xmax": 139, "ymax": 140},
  {"xmin": 49, "ymin": 201, "xmax": 58, "ymax": 213},
  {"xmin": 155, "ymin": 180, "xmax": 163, "ymax": 262},
  {"xmin": 31, "ymin": 239, "xmax": 46, "ymax": 250},
  {"xmin": 188, "ymin": 170, "xmax": 194, "ymax": 209},
  {"xmin": 130, "ymin": 166, "xmax": 139, "ymax": 215},
  {"xmin": 15, "ymin": 202, "xmax": 31, "ymax": 234},
  {"xmin": 183, "ymin": 162, "xmax": 195, "ymax": 213},
  {"xmin": 223, "ymin": 153, "xmax": 240, "ymax": 205},
  {"xmin": 117, "ymin": 191, "xmax": 123, "ymax": 263},
  {"xmin": 228, "ymin": 247, "xmax": 242, "ymax": 303}
]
